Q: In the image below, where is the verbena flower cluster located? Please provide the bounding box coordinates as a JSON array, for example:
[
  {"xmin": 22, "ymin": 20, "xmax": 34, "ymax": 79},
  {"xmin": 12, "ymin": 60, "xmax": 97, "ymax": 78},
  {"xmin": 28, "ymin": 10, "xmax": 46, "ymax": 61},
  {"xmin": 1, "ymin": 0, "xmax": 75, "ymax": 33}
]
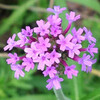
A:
[{"xmin": 4, "ymin": 6, "xmax": 98, "ymax": 90}]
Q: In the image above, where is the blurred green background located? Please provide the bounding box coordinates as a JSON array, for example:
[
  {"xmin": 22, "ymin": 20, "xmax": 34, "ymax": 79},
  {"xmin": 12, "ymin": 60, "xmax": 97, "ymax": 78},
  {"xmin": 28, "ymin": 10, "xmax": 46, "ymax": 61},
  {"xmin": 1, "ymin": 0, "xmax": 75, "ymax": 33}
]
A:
[{"xmin": 0, "ymin": 0, "xmax": 100, "ymax": 100}]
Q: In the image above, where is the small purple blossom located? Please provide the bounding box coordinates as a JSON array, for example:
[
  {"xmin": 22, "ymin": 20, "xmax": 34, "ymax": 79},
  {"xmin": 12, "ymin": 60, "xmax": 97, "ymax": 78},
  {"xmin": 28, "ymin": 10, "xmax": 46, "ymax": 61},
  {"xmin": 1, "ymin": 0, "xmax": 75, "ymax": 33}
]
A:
[
  {"xmin": 37, "ymin": 37, "xmax": 51, "ymax": 52},
  {"xmin": 83, "ymin": 27, "xmax": 96, "ymax": 44},
  {"xmin": 87, "ymin": 43, "xmax": 98, "ymax": 57},
  {"xmin": 49, "ymin": 49, "xmax": 61, "ymax": 64},
  {"xmin": 66, "ymin": 41, "xmax": 82, "ymax": 58},
  {"xmin": 66, "ymin": 11, "xmax": 80, "ymax": 23},
  {"xmin": 34, "ymin": 20, "xmax": 50, "ymax": 36},
  {"xmin": 47, "ymin": 15, "xmax": 62, "ymax": 27},
  {"xmin": 64, "ymin": 65, "xmax": 78, "ymax": 79},
  {"xmin": 78, "ymin": 54, "xmax": 93, "ymax": 72},
  {"xmin": 56, "ymin": 34, "xmax": 74, "ymax": 51},
  {"xmin": 46, "ymin": 76, "xmax": 63, "ymax": 90},
  {"xmin": 16, "ymin": 32, "xmax": 28, "ymax": 47},
  {"xmin": 34, "ymin": 53, "xmax": 51, "ymax": 71},
  {"xmin": 22, "ymin": 58, "xmax": 34, "ymax": 72},
  {"xmin": 4, "ymin": 34, "xmax": 16, "ymax": 51},
  {"xmin": 24, "ymin": 42, "xmax": 40, "ymax": 59},
  {"xmin": 6, "ymin": 53, "xmax": 19, "ymax": 64},
  {"xmin": 43, "ymin": 66, "xmax": 57, "ymax": 78},
  {"xmin": 50, "ymin": 26, "xmax": 61, "ymax": 37},
  {"xmin": 21, "ymin": 26, "xmax": 33, "ymax": 37},
  {"xmin": 47, "ymin": 6, "xmax": 66, "ymax": 15},
  {"xmin": 11, "ymin": 64, "xmax": 25, "ymax": 79},
  {"xmin": 86, "ymin": 59, "xmax": 97, "ymax": 73},
  {"xmin": 72, "ymin": 27, "xmax": 85, "ymax": 43}
]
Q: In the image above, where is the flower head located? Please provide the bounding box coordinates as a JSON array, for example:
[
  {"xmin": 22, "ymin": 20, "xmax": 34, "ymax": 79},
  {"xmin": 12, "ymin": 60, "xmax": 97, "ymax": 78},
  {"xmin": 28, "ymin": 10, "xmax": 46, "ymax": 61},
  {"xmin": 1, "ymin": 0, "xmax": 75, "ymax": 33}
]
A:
[{"xmin": 4, "ymin": 6, "xmax": 98, "ymax": 90}]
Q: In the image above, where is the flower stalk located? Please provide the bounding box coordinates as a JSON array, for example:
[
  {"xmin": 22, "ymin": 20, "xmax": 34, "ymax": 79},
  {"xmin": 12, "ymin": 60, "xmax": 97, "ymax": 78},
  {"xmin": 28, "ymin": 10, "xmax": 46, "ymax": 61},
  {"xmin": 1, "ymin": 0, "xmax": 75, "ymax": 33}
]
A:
[{"xmin": 53, "ymin": 88, "xmax": 70, "ymax": 100}]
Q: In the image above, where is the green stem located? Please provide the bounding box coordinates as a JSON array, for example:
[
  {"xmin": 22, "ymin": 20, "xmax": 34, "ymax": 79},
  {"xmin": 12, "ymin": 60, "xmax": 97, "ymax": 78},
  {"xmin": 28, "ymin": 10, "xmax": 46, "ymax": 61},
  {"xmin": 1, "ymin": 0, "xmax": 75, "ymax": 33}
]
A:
[{"xmin": 53, "ymin": 88, "xmax": 70, "ymax": 100}]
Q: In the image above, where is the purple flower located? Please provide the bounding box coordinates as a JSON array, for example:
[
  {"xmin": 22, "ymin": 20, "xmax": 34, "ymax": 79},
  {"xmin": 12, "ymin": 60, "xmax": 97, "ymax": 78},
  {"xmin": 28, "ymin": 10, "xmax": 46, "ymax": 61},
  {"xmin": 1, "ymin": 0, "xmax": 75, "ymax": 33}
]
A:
[
  {"xmin": 66, "ymin": 40, "xmax": 82, "ymax": 58},
  {"xmin": 78, "ymin": 54, "xmax": 93, "ymax": 71},
  {"xmin": 4, "ymin": 34, "xmax": 16, "ymax": 51},
  {"xmin": 22, "ymin": 58, "xmax": 34, "ymax": 72},
  {"xmin": 34, "ymin": 20, "xmax": 50, "ymax": 36},
  {"xmin": 6, "ymin": 53, "xmax": 19, "ymax": 64},
  {"xmin": 47, "ymin": 6, "xmax": 66, "ymax": 15},
  {"xmin": 83, "ymin": 27, "xmax": 96, "ymax": 44},
  {"xmin": 47, "ymin": 15, "xmax": 62, "ymax": 27},
  {"xmin": 21, "ymin": 26, "xmax": 33, "ymax": 37},
  {"xmin": 87, "ymin": 43, "xmax": 98, "ymax": 57},
  {"xmin": 37, "ymin": 37, "xmax": 51, "ymax": 52},
  {"xmin": 72, "ymin": 27, "xmax": 85, "ymax": 43},
  {"xmin": 49, "ymin": 49, "xmax": 61, "ymax": 64},
  {"xmin": 50, "ymin": 26, "xmax": 61, "ymax": 37},
  {"xmin": 24, "ymin": 42, "xmax": 40, "ymax": 59},
  {"xmin": 46, "ymin": 76, "xmax": 63, "ymax": 90},
  {"xmin": 56, "ymin": 34, "xmax": 74, "ymax": 51},
  {"xmin": 66, "ymin": 11, "xmax": 80, "ymax": 23},
  {"xmin": 34, "ymin": 53, "xmax": 52, "ymax": 71},
  {"xmin": 16, "ymin": 32, "xmax": 28, "ymax": 47},
  {"xmin": 86, "ymin": 59, "xmax": 97, "ymax": 73},
  {"xmin": 43, "ymin": 66, "xmax": 57, "ymax": 78},
  {"xmin": 64, "ymin": 65, "xmax": 78, "ymax": 79},
  {"xmin": 11, "ymin": 64, "xmax": 25, "ymax": 79}
]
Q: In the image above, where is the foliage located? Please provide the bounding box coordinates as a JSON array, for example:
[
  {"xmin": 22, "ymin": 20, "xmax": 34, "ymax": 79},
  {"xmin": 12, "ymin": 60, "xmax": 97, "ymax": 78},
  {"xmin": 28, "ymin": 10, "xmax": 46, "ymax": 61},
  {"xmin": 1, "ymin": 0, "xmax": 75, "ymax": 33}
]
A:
[{"xmin": 0, "ymin": 0, "xmax": 100, "ymax": 100}]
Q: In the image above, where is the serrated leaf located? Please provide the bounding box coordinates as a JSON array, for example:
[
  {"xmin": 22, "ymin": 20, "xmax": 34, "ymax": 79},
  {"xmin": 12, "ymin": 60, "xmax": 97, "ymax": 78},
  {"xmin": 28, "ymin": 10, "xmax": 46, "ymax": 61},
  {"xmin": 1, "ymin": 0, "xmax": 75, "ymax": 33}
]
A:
[{"xmin": 0, "ymin": 0, "xmax": 37, "ymax": 35}]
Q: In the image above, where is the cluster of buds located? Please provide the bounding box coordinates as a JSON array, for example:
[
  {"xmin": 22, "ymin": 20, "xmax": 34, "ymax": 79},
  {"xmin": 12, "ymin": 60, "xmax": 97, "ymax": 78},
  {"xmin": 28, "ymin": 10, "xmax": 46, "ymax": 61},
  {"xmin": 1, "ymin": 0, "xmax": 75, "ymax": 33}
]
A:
[{"xmin": 4, "ymin": 6, "xmax": 98, "ymax": 90}]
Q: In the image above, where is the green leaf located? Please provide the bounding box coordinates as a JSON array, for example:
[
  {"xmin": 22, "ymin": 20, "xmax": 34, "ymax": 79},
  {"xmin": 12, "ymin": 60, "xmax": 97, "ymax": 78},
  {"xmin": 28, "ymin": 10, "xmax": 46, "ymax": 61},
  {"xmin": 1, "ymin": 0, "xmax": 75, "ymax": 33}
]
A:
[
  {"xmin": 0, "ymin": 0, "xmax": 37, "ymax": 35},
  {"xmin": 9, "ymin": 79, "xmax": 33, "ymax": 90},
  {"xmin": 0, "ymin": 89, "xmax": 6, "ymax": 98},
  {"xmin": 1, "ymin": 95, "xmax": 56, "ymax": 100},
  {"xmin": 81, "ymin": 88, "xmax": 100, "ymax": 100},
  {"xmin": 67, "ymin": 0, "xmax": 100, "ymax": 13}
]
